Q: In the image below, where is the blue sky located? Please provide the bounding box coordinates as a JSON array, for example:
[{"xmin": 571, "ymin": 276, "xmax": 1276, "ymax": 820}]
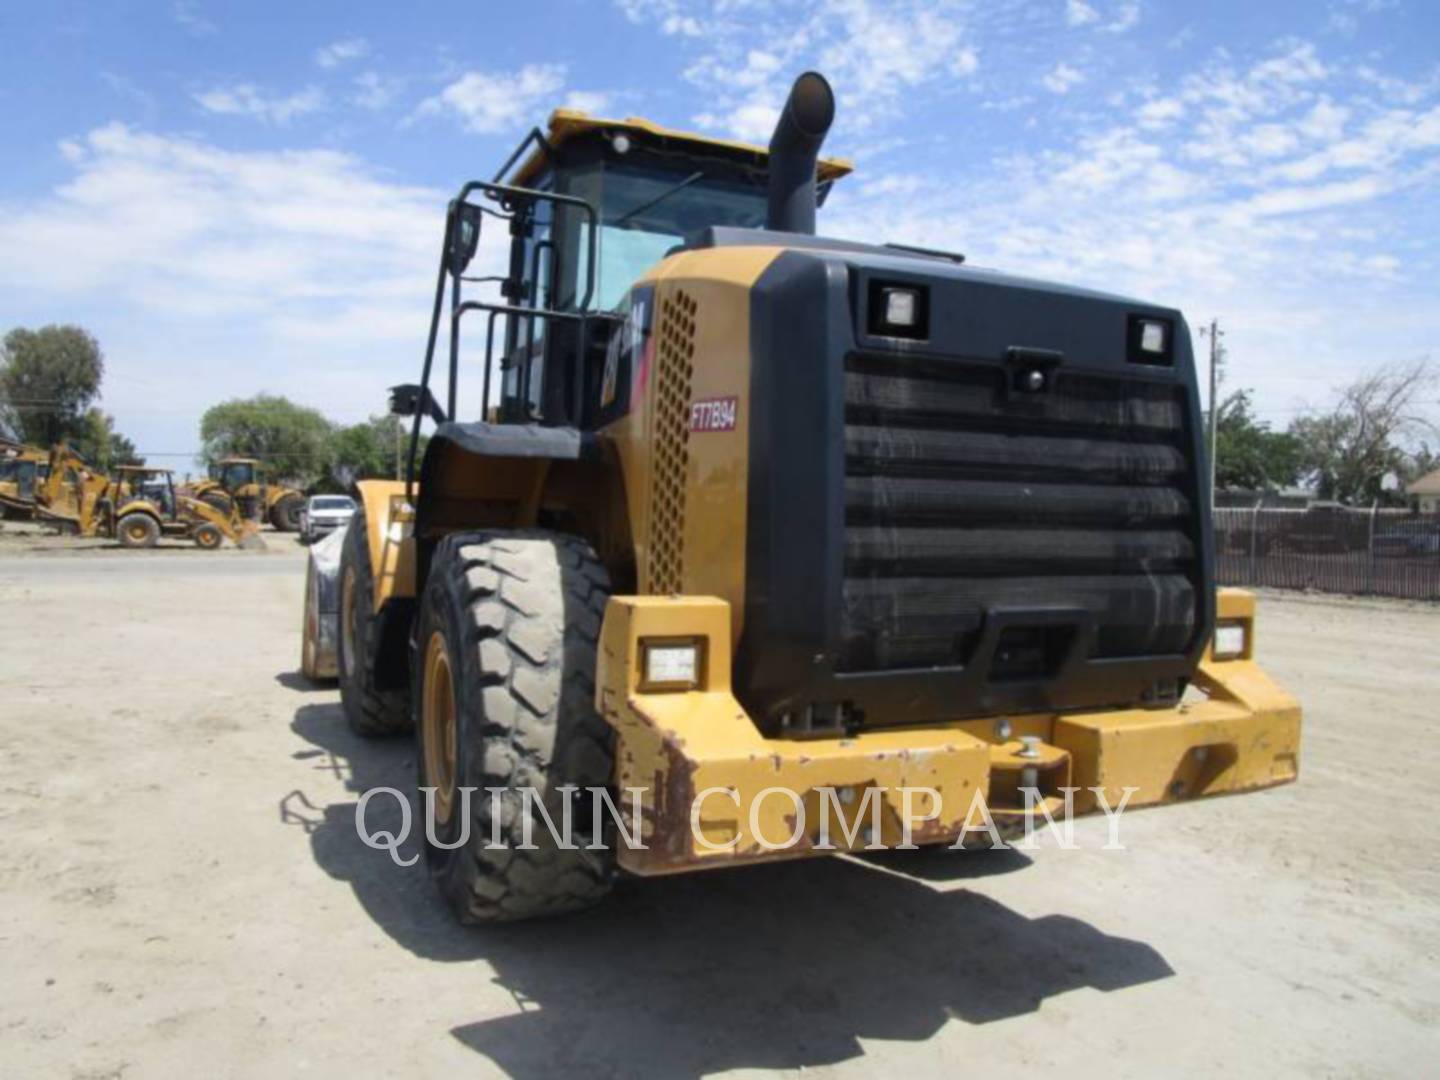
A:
[{"xmin": 1, "ymin": 0, "xmax": 1437, "ymax": 468}]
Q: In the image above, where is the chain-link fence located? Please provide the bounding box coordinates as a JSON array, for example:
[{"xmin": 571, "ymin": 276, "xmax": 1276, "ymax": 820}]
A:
[{"xmin": 1214, "ymin": 506, "xmax": 1440, "ymax": 600}]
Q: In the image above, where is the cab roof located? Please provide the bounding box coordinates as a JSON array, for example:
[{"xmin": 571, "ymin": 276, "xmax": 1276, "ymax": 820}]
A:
[{"xmin": 507, "ymin": 108, "xmax": 854, "ymax": 189}]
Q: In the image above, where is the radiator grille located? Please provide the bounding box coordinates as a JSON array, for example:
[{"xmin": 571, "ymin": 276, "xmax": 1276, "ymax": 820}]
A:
[
  {"xmin": 645, "ymin": 289, "xmax": 696, "ymax": 594},
  {"xmin": 841, "ymin": 354, "xmax": 1199, "ymax": 672}
]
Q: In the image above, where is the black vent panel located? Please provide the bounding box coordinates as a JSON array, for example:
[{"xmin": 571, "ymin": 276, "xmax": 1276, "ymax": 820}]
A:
[{"xmin": 841, "ymin": 354, "xmax": 1200, "ymax": 673}]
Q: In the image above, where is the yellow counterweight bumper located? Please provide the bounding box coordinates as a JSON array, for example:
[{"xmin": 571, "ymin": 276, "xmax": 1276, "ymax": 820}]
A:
[{"xmin": 596, "ymin": 589, "xmax": 1300, "ymax": 876}]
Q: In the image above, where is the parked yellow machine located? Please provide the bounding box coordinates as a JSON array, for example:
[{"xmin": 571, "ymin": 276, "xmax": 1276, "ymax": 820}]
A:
[
  {"xmin": 0, "ymin": 439, "xmax": 50, "ymax": 518},
  {"xmin": 30, "ymin": 443, "xmax": 109, "ymax": 533},
  {"xmin": 187, "ymin": 457, "xmax": 305, "ymax": 532},
  {"xmin": 44, "ymin": 460, "xmax": 264, "ymax": 549},
  {"xmin": 304, "ymin": 73, "xmax": 1301, "ymax": 923},
  {"xmin": 103, "ymin": 467, "xmax": 264, "ymax": 549}
]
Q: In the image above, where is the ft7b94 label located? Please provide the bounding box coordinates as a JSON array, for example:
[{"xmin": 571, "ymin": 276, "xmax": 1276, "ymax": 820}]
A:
[{"xmin": 689, "ymin": 396, "xmax": 738, "ymax": 432}]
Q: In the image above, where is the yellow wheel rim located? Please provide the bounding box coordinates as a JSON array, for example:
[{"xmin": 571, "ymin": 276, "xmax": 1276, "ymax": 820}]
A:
[
  {"xmin": 340, "ymin": 566, "xmax": 357, "ymax": 678},
  {"xmin": 127, "ymin": 521, "xmax": 148, "ymax": 543},
  {"xmin": 422, "ymin": 630, "xmax": 458, "ymax": 826}
]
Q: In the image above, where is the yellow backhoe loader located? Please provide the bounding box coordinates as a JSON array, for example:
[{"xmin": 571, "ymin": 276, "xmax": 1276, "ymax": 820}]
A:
[
  {"xmin": 98, "ymin": 467, "xmax": 264, "ymax": 549},
  {"xmin": 30, "ymin": 443, "xmax": 109, "ymax": 533},
  {"xmin": 186, "ymin": 457, "xmax": 305, "ymax": 531},
  {"xmin": 303, "ymin": 73, "xmax": 1302, "ymax": 924}
]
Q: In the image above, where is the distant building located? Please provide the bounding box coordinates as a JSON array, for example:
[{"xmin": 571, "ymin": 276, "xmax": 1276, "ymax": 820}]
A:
[{"xmin": 1407, "ymin": 468, "xmax": 1440, "ymax": 513}]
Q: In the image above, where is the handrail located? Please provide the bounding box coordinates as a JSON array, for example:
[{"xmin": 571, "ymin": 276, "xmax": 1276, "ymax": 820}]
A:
[{"xmin": 405, "ymin": 178, "xmax": 606, "ymax": 500}]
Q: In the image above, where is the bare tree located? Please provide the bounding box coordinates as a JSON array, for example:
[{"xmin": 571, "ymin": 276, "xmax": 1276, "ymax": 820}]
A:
[{"xmin": 1290, "ymin": 358, "xmax": 1438, "ymax": 505}]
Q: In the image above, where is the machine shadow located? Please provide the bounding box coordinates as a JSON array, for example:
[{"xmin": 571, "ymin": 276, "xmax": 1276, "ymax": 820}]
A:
[{"xmin": 287, "ymin": 699, "xmax": 1174, "ymax": 1078}]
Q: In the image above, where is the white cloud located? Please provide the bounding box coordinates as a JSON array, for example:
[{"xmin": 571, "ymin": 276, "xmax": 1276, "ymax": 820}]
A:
[
  {"xmin": 195, "ymin": 84, "xmax": 325, "ymax": 124},
  {"xmin": 0, "ymin": 125, "xmax": 457, "ymax": 454},
  {"xmin": 1137, "ymin": 96, "xmax": 1184, "ymax": 128},
  {"xmin": 1107, "ymin": 0, "xmax": 1140, "ymax": 32},
  {"xmin": 1065, "ymin": 0, "xmax": 1099, "ymax": 27},
  {"xmin": 673, "ymin": 0, "xmax": 982, "ymax": 140},
  {"xmin": 1043, "ymin": 62, "xmax": 1085, "ymax": 94},
  {"xmin": 617, "ymin": 0, "xmax": 706, "ymax": 36},
  {"xmin": 416, "ymin": 64, "xmax": 567, "ymax": 134},
  {"xmin": 352, "ymin": 71, "xmax": 403, "ymax": 111},
  {"xmin": 562, "ymin": 90, "xmax": 613, "ymax": 114},
  {"xmin": 171, "ymin": 1, "xmax": 215, "ymax": 37},
  {"xmin": 693, "ymin": 102, "xmax": 779, "ymax": 143},
  {"xmin": 315, "ymin": 37, "xmax": 370, "ymax": 69},
  {"xmin": 1240, "ymin": 122, "xmax": 1300, "ymax": 158}
]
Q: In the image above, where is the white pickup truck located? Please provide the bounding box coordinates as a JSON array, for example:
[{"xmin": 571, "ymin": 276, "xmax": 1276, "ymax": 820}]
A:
[{"xmin": 298, "ymin": 494, "xmax": 356, "ymax": 545}]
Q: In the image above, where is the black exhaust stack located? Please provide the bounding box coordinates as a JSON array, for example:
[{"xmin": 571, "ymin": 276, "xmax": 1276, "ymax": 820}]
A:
[{"xmin": 766, "ymin": 71, "xmax": 835, "ymax": 235}]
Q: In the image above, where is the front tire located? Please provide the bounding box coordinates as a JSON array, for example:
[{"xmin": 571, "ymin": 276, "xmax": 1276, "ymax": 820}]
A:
[
  {"xmin": 193, "ymin": 523, "xmax": 223, "ymax": 549},
  {"xmin": 414, "ymin": 530, "xmax": 615, "ymax": 923},
  {"xmin": 117, "ymin": 513, "xmax": 160, "ymax": 549},
  {"xmin": 337, "ymin": 513, "xmax": 410, "ymax": 736}
]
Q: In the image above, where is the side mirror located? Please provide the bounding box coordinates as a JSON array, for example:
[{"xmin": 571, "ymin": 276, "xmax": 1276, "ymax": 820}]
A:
[
  {"xmin": 449, "ymin": 202, "xmax": 482, "ymax": 273},
  {"xmin": 388, "ymin": 384, "xmax": 447, "ymax": 424}
]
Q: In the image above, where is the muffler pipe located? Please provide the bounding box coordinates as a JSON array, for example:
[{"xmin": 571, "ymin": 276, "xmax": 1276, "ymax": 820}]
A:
[{"xmin": 766, "ymin": 71, "xmax": 835, "ymax": 235}]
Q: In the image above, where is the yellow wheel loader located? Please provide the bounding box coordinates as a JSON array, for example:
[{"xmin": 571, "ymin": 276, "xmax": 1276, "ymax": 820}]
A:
[
  {"xmin": 303, "ymin": 73, "xmax": 1301, "ymax": 924},
  {"xmin": 187, "ymin": 457, "xmax": 305, "ymax": 532}
]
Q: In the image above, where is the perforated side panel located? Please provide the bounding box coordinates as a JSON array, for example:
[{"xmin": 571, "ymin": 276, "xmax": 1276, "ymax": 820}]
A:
[{"xmin": 645, "ymin": 289, "xmax": 696, "ymax": 594}]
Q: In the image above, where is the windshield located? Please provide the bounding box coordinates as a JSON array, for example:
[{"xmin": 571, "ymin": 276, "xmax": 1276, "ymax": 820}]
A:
[
  {"xmin": 311, "ymin": 497, "xmax": 354, "ymax": 511},
  {"xmin": 579, "ymin": 164, "xmax": 767, "ymax": 311},
  {"xmin": 221, "ymin": 463, "xmax": 255, "ymax": 489}
]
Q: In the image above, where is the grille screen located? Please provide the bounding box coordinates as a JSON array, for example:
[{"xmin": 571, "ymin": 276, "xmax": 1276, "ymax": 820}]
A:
[
  {"xmin": 841, "ymin": 354, "xmax": 1199, "ymax": 672},
  {"xmin": 645, "ymin": 289, "xmax": 696, "ymax": 594}
]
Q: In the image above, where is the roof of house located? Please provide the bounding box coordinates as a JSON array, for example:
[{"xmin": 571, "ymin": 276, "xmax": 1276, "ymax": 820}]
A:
[{"xmin": 1407, "ymin": 467, "xmax": 1440, "ymax": 495}]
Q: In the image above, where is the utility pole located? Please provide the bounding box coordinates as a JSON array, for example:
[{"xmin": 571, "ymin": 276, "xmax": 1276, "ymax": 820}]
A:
[{"xmin": 1200, "ymin": 318, "xmax": 1225, "ymax": 508}]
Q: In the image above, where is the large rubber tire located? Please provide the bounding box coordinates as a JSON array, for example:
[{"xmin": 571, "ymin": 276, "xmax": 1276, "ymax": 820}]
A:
[
  {"xmin": 337, "ymin": 513, "xmax": 410, "ymax": 736},
  {"xmin": 117, "ymin": 512, "xmax": 160, "ymax": 549},
  {"xmin": 270, "ymin": 495, "xmax": 303, "ymax": 532},
  {"xmin": 414, "ymin": 530, "xmax": 614, "ymax": 923},
  {"xmin": 193, "ymin": 523, "xmax": 223, "ymax": 550}
]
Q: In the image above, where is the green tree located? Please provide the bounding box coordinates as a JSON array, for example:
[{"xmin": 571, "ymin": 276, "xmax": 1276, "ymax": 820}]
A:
[
  {"xmin": 200, "ymin": 394, "xmax": 334, "ymax": 489},
  {"xmin": 75, "ymin": 408, "xmax": 143, "ymax": 471},
  {"xmin": 331, "ymin": 414, "xmax": 406, "ymax": 485},
  {"xmin": 1214, "ymin": 389, "xmax": 1303, "ymax": 491},
  {"xmin": 0, "ymin": 325, "xmax": 105, "ymax": 445},
  {"xmin": 1290, "ymin": 358, "xmax": 1437, "ymax": 505}
]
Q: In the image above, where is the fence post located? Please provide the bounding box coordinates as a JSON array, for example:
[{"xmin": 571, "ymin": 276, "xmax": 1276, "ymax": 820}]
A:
[
  {"xmin": 1250, "ymin": 502, "xmax": 1261, "ymax": 585},
  {"xmin": 1366, "ymin": 500, "xmax": 1378, "ymax": 596}
]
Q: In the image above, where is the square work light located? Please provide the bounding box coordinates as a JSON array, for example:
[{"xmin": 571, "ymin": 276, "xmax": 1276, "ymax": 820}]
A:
[{"xmin": 640, "ymin": 638, "xmax": 705, "ymax": 692}]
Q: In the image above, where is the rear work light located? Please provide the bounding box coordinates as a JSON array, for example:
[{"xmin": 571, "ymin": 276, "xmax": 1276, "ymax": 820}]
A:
[
  {"xmin": 1127, "ymin": 314, "xmax": 1175, "ymax": 366},
  {"xmin": 640, "ymin": 638, "xmax": 705, "ymax": 692},
  {"xmin": 1212, "ymin": 621, "xmax": 1249, "ymax": 661},
  {"xmin": 867, "ymin": 279, "xmax": 929, "ymax": 340}
]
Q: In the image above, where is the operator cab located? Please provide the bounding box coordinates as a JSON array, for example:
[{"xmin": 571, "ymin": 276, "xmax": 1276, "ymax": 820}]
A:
[
  {"xmin": 215, "ymin": 459, "xmax": 258, "ymax": 491},
  {"xmin": 2, "ymin": 458, "xmax": 38, "ymax": 500},
  {"xmin": 445, "ymin": 111, "xmax": 852, "ymax": 430},
  {"xmin": 116, "ymin": 467, "xmax": 177, "ymax": 518}
]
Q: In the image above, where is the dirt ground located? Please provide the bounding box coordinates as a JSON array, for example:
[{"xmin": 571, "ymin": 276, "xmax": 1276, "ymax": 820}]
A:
[{"xmin": 1, "ymin": 525, "xmax": 1437, "ymax": 1079}]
